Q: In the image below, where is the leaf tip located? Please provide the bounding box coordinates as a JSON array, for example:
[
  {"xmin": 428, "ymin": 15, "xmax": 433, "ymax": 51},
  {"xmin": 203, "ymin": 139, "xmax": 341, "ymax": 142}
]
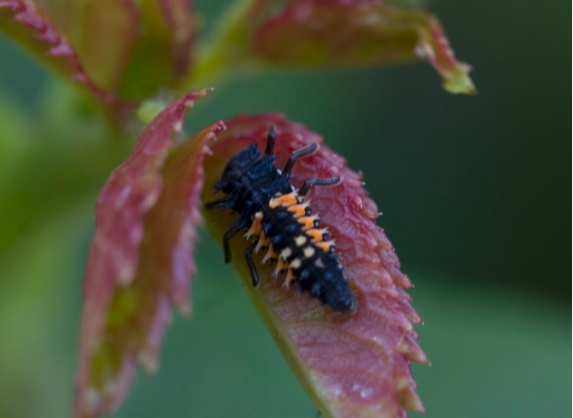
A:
[
  {"xmin": 398, "ymin": 386, "xmax": 426, "ymax": 413},
  {"xmin": 442, "ymin": 63, "xmax": 477, "ymax": 95}
]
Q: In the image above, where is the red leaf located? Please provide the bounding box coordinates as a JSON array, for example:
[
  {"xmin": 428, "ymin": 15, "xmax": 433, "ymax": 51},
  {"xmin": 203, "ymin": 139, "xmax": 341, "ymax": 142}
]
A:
[
  {"xmin": 74, "ymin": 89, "xmax": 224, "ymax": 418},
  {"xmin": 254, "ymin": 0, "xmax": 475, "ymax": 94},
  {"xmin": 0, "ymin": 0, "xmax": 131, "ymax": 107},
  {"xmin": 202, "ymin": 113, "xmax": 427, "ymax": 417},
  {"xmin": 76, "ymin": 107, "xmax": 426, "ymax": 418}
]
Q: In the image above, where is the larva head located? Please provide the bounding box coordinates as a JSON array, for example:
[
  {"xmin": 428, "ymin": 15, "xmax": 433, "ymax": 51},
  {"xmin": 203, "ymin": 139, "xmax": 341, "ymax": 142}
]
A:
[{"xmin": 215, "ymin": 143, "xmax": 262, "ymax": 193}]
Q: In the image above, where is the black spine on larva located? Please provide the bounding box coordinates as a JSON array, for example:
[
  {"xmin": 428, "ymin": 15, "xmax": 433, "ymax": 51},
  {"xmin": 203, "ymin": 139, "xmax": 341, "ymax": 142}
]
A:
[{"xmin": 211, "ymin": 142, "xmax": 356, "ymax": 313}]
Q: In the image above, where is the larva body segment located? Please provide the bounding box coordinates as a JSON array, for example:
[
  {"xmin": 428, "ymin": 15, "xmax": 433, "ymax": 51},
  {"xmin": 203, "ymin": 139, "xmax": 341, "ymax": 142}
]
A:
[{"xmin": 207, "ymin": 129, "xmax": 356, "ymax": 313}]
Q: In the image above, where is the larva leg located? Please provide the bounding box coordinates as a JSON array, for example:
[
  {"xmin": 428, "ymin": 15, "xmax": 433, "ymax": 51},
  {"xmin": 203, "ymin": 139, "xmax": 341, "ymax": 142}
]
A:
[
  {"xmin": 204, "ymin": 197, "xmax": 227, "ymax": 210},
  {"xmin": 245, "ymin": 241, "xmax": 260, "ymax": 287},
  {"xmin": 223, "ymin": 221, "xmax": 247, "ymax": 263}
]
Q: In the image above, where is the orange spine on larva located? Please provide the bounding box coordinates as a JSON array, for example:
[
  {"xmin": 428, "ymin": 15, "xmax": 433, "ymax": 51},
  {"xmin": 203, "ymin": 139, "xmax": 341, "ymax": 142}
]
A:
[
  {"xmin": 287, "ymin": 203, "xmax": 307, "ymax": 218},
  {"xmin": 269, "ymin": 191, "xmax": 298, "ymax": 209},
  {"xmin": 245, "ymin": 211, "xmax": 263, "ymax": 239},
  {"xmin": 306, "ymin": 229, "xmax": 324, "ymax": 243},
  {"xmin": 298, "ymin": 216, "xmax": 317, "ymax": 230}
]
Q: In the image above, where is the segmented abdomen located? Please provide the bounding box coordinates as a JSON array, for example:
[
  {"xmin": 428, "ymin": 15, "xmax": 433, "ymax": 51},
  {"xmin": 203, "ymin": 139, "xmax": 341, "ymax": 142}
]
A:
[{"xmin": 244, "ymin": 190, "xmax": 355, "ymax": 311}]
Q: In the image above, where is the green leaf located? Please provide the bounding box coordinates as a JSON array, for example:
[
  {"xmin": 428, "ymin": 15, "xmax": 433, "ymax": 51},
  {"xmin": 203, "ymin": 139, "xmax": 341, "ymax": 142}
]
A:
[
  {"xmin": 118, "ymin": 0, "xmax": 199, "ymax": 98},
  {"xmin": 34, "ymin": 0, "xmax": 139, "ymax": 92}
]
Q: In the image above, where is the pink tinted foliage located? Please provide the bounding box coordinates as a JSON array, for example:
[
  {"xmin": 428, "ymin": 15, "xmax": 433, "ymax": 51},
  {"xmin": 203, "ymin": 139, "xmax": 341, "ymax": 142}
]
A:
[
  {"xmin": 0, "ymin": 0, "xmax": 131, "ymax": 107},
  {"xmin": 202, "ymin": 113, "xmax": 427, "ymax": 418},
  {"xmin": 254, "ymin": 0, "xmax": 475, "ymax": 94},
  {"xmin": 0, "ymin": 0, "xmax": 199, "ymax": 101},
  {"xmin": 75, "ymin": 89, "xmax": 225, "ymax": 418}
]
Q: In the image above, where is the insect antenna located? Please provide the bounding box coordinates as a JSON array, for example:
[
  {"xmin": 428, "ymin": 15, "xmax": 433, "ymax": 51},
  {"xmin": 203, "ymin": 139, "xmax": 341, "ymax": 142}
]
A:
[
  {"xmin": 283, "ymin": 143, "xmax": 318, "ymax": 176},
  {"xmin": 265, "ymin": 126, "xmax": 276, "ymax": 157},
  {"xmin": 299, "ymin": 176, "xmax": 341, "ymax": 197}
]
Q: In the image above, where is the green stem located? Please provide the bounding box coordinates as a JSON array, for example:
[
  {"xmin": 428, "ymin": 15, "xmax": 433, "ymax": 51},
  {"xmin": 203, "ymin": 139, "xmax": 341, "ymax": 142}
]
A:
[{"xmin": 183, "ymin": 0, "xmax": 264, "ymax": 89}]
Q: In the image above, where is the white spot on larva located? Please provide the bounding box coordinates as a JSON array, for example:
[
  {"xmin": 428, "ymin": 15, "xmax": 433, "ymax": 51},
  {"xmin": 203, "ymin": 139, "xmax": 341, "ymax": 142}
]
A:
[
  {"xmin": 295, "ymin": 235, "xmax": 307, "ymax": 246},
  {"xmin": 280, "ymin": 248, "xmax": 292, "ymax": 259},
  {"xmin": 303, "ymin": 246, "xmax": 315, "ymax": 258},
  {"xmin": 290, "ymin": 258, "xmax": 301, "ymax": 269},
  {"xmin": 314, "ymin": 258, "xmax": 325, "ymax": 268}
]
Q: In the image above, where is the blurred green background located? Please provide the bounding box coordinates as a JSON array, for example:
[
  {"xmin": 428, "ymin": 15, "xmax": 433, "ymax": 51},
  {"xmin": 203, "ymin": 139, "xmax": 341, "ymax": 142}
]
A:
[{"xmin": 0, "ymin": 1, "xmax": 570, "ymax": 418}]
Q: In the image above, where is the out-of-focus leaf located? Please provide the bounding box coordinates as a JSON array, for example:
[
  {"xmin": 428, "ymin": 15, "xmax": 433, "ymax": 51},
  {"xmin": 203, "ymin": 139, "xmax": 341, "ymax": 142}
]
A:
[
  {"xmin": 0, "ymin": 0, "xmax": 130, "ymax": 106},
  {"xmin": 119, "ymin": 0, "xmax": 199, "ymax": 98},
  {"xmin": 190, "ymin": 0, "xmax": 265, "ymax": 87},
  {"xmin": 202, "ymin": 113, "xmax": 427, "ymax": 418},
  {"xmin": 192, "ymin": 0, "xmax": 474, "ymax": 94},
  {"xmin": 34, "ymin": 0, "xmax": 139, "ymax": 92},
  {"xmin": 0, "ymin": 81, "xmax": 135, "ymax": 255},
  {"xmin": 3, "ymin": 0, "xmax": 200, "ymax": 101},
  {"xmin": 74, "ymin": 89, "xmax": 224, "ymax": 418},
  {"xmin": 255, "ymin": 0, "xmax": 475, "ymax": 94},
  {"xmin": 0, "ymin": 94, "xmax": 31, "ymax": 191},
  {"xmin": 40, "ymin": 0, "xmax": 199, "ymax": 99}
]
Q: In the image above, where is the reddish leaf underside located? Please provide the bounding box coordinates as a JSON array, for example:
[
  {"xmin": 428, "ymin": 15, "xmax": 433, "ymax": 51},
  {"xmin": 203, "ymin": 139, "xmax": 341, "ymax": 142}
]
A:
[
  {"xmin": 75, "ymin": 89, "xmax": 224, "ymax": 418},
  {"xmin": 76, "ymin": 99, "xmax": 426, "ymax": 417},
  {"xmin": 0, "ymin": 0, "xmax": 130, "ymax": 107},
  {"xmin": 254, "ymin": 0, "xmax": 475, "ymax": 94},
  {"xmin": 202, "ymin": 114, "xmax": 427, "ymax": 418}
]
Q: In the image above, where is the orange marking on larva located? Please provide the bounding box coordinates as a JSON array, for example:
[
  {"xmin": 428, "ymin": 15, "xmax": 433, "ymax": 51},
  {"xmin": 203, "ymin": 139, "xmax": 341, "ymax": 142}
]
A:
[
  {"xmin": 269, "ymin": 192, "xmax": 298, "ymax": 209},
  {"xmin": 255, "ymin": 232, "xmax": 269, "ymax": 253},
  {"xmin": 316, "ymin": 241, "xmax": 332, "ymax": 252},
  {"xmin": 317, "ymin": 228, "xmax": 329, "ymax": 239},
  {"xmin": 298, "ymin": 216, "xmax": 317, "ymax": 230},
  {"xmin": 283, "ymin": 269, "xmax": 296, "ymax": 288},
  {"xmin": 273, "ymin": 259, "xmax": 286, "ymax": 278},
  {"xmin": 262, "ymin": 245, "xmax": 275, "ymax": 264},
  {"xmin": 307, "ymin": 229, "xmax": 323, "ymax": 242},
  {"xmin": 288, "ymin": 204, "xmax": 306, "ymax": 218},
  {"xmin": 244, "ymin": 211, "xmax": 263, "ymax": 239}
]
